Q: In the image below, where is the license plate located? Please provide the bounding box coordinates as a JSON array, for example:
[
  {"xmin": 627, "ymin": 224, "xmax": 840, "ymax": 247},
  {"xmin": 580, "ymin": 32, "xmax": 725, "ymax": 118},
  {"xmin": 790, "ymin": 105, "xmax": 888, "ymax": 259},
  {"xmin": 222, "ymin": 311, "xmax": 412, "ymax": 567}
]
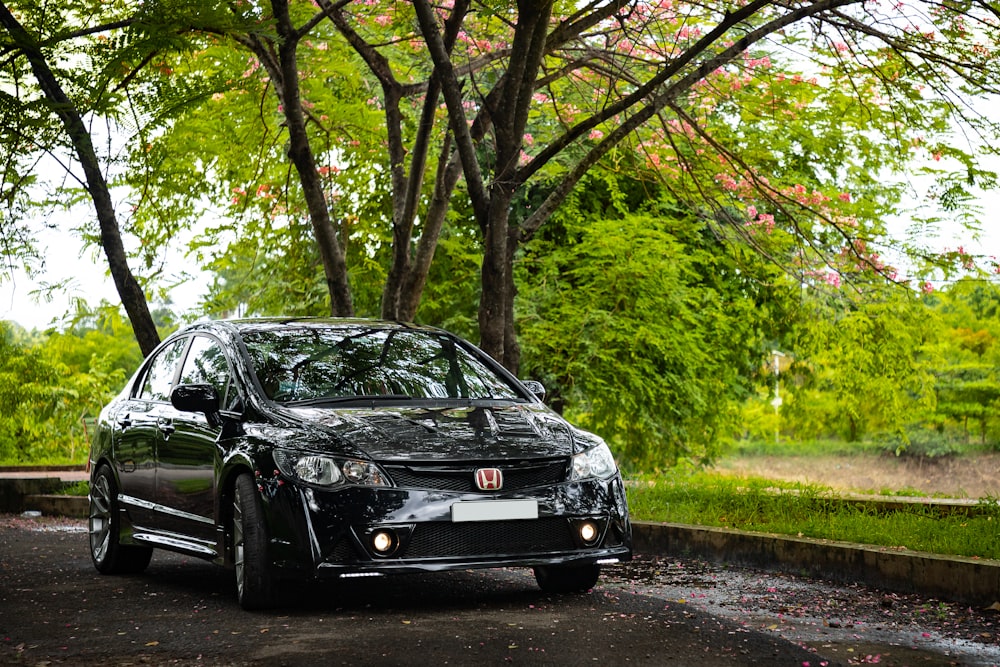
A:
[{"xmin": 451, "ymin": 499, "xmax": 538, "ymax": 523}]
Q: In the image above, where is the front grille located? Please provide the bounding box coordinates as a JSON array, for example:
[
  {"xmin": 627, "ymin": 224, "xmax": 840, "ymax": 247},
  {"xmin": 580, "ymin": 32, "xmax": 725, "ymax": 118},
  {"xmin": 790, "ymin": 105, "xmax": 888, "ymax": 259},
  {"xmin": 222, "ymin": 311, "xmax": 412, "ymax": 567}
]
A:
[
  {"xmin": 383, "ymin": 459, "xmax": 568, "ymax": 492},
  {"xmin": 403, "ymin": 518, "xmax": 575, "ymax": 558}
]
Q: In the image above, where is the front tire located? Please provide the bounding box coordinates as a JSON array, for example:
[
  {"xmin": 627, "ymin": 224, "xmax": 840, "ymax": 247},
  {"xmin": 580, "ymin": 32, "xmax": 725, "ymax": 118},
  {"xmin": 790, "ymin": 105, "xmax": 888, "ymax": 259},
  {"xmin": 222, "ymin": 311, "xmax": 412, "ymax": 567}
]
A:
[
  {"xmin": 533, "ymin": 564, "xmax": 601, "ymax": 594},
  {"xmin": 89, "ymin": 464, "xmax": 152, "ymax": 574},
  {"xmin": 232, "ymin": 473, "xmax": 275, "ymax": 610}
]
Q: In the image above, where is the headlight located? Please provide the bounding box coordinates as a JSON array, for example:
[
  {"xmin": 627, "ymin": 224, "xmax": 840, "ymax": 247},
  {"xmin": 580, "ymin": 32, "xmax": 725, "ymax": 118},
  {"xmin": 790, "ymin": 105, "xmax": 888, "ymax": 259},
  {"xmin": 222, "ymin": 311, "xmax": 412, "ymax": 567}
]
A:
[
  {"xmin": 570, "ymin": 442, "xmax": 618, "ymax": 481},
  {"xmin": 274, "ymin": 449, "xmax": 390, "ymax": 488}
]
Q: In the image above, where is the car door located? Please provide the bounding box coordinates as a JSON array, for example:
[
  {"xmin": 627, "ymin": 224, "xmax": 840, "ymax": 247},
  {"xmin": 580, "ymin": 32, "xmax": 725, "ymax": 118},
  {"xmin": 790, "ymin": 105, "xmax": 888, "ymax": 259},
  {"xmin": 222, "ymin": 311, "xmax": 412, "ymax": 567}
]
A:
[
  {"xmin": 155, "ymin": 334, "xmax": 232, "ymax": 542},
  {"xmin": 114, "ymin": 337, "xmax": 188, "ymax": 528}
]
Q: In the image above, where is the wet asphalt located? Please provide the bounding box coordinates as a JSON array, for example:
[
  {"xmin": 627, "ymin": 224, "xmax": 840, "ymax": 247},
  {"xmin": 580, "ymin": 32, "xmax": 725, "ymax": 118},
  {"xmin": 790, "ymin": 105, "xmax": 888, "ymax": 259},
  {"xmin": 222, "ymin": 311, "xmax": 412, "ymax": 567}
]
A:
[{"xmin": 1, "ymin": 515, "xmax": 998, "ymax": 666}]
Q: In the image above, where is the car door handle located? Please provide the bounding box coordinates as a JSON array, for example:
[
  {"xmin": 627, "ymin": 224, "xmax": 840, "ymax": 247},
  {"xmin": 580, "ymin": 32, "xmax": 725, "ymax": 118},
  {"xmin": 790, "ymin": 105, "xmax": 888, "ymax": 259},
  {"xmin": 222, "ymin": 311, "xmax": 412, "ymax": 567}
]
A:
[
  {"xmin": 157, "ymin": 418, "xmax": 176, "ymax": 436},
  {"xmin": 117, "ymin": 414, "xmax": 132, "ymax": 428}
]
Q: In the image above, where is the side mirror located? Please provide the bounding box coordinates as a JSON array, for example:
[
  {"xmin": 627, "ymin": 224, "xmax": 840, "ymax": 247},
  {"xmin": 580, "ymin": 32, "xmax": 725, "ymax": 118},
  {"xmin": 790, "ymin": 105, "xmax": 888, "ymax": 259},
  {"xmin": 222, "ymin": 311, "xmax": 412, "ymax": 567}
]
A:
[
  {"xmin": 171, "ymin": 384, "xmax": 221, "ymax": 426},
  {"xmin": 521, "ymin": 380, "xmax": 546, "ymax": 401}
]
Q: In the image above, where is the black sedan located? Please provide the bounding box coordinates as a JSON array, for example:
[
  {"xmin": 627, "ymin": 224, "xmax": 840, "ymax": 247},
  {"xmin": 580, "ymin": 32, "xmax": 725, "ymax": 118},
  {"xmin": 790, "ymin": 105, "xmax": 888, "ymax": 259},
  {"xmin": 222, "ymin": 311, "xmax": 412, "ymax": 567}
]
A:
[{"xmin": 88, "ymin": 318, "xmax": 632, "ymax": 609}]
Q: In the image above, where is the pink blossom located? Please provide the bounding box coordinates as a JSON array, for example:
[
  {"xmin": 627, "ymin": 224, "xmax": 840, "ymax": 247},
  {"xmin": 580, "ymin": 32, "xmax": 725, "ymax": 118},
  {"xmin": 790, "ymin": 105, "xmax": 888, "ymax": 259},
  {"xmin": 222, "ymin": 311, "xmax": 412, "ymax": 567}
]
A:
[
  {"xmin": 589, "ymin": 129, "xmax": 604, "ymax": 140},
  {"xmin": 921, "ymin": 281, "xmax": 934, "ymax": 295},
  {"xmin": 717, "ymin": 173, "xmax": 739, "ymax": 191}
]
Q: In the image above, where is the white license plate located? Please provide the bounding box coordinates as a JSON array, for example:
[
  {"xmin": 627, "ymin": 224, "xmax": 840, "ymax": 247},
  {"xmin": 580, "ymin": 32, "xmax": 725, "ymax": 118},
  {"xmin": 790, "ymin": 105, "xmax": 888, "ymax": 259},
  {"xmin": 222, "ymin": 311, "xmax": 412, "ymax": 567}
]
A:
[{"xmin": 451, "ymin": 499, "xmax": 539, "ymax": 523}]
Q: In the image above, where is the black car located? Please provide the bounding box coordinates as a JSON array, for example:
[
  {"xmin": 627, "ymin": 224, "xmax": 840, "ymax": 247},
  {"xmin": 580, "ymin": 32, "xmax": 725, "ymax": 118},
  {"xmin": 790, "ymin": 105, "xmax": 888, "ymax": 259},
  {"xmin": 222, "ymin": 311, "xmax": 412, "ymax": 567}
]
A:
[{"xmin": 88, "ymin": 318, "xmax": 632, "ymax": 608}]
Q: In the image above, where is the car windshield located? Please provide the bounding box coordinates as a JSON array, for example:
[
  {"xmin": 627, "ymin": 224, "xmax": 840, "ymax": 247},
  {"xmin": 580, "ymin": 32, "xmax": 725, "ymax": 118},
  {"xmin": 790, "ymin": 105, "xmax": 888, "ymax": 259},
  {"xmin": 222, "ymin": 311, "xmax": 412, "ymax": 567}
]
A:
[{"xmin": 241, "ymin": 326, "xmax": 524, "ymax": 404}]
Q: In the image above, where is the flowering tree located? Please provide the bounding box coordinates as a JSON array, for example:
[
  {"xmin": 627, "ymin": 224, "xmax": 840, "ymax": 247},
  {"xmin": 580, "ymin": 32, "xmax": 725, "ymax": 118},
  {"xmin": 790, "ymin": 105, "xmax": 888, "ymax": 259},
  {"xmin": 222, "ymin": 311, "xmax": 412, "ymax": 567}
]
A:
[
  {"xmin": 3, "ymin": 0, "xmax": 1000, "ymax": 373},
  {"xmin": 318, "ymin": 0, "xmax": 1000, "ymax": 368}
]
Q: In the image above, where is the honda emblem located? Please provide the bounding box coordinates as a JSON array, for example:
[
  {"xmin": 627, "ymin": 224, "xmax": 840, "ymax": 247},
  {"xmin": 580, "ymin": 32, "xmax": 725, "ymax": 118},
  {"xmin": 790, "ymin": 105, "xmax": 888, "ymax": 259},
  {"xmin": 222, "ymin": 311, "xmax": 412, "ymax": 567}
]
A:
[{"xmin": 475, "ymin": 468, "xmax": 503, "ymax": 491}]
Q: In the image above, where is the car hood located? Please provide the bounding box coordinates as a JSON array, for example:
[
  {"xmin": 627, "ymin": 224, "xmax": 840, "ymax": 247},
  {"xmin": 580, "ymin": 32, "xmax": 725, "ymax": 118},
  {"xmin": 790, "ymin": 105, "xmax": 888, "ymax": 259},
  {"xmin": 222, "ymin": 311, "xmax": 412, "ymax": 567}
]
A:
[{"xmin": 282, "ymin": 402, "xmax": 577, "ymax": 462}]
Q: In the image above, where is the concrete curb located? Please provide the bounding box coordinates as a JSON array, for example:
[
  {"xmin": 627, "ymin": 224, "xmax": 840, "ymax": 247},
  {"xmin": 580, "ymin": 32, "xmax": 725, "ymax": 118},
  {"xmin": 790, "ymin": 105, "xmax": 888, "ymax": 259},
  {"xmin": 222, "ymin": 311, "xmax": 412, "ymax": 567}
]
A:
[
  {"xmin": 1, "ymin": 478, "xmax": 70, "ymax": 514},
  {"xmin": 634, "ymin": 520, "xmax": 1000, "ymax": 607},
  {"xmin": 24, "ymin": 494, "xmax": 88, "ymax": 518}
]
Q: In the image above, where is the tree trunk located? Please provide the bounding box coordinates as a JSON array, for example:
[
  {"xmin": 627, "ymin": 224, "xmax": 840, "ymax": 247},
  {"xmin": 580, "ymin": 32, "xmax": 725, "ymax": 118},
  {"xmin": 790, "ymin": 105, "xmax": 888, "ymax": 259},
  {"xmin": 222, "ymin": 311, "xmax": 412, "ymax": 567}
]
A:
[
  {"xmin": 502, "ymin": 223, "xmax": 521, "ymax": 375},
  {"xmin": 379, "ymin": 81, "xmax": 411, "ymax": 321},
  {"xmin": 478, "ymin": 196, "xmax": 511, "ymax": 364},
  {"xmin": 272, "ymin": 0, "xmax": 353, "ymax": 317},
  {"xmin": 0, "ymin": 2, "xmax": 160, "ymax": 356},
  {"xmin": 398, "ymin": 145, "xmax": 464, "ymax": 322}
]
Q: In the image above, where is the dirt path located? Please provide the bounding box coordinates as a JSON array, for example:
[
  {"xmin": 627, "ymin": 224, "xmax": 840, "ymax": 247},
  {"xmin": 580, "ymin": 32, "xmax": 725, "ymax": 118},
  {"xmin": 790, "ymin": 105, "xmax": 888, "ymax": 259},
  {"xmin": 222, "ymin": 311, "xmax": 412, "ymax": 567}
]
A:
[{"xmin": 712, "ymin": 452, "xmax": 1000, "ymax": 499}]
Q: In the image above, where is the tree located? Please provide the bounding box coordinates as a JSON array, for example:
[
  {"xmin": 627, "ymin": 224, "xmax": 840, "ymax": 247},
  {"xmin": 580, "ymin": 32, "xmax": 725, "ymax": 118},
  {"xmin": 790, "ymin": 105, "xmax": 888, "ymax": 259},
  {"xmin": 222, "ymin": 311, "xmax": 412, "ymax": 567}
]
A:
[
  {"xmin": 129, "ymin": 0, "xmax": 1000, "ymax": 375},
  {"xmin": 781, "ymin": 289, "xmax": 936, "ymax": 444},
  {"xmin": 924, "ymin": 279, "xmax": 1000, "ymax": 446},
  {"xmin": 517, "ymin": 168, "xmax": 795, "ymax": 466},
  {"xmin": 395, "ymin": 0, "xmax": 1000, "ymax": 368},
  {"xmin": 0, "ymin": 319, "xmax": 137, "ymax": 463},
  {"xmin": 0, "ymin": 1, "xmax": 161, "ymax": 354},
  {"xmin": 10, "ymin": 0, "xmax": 998, "ymax": 371}
]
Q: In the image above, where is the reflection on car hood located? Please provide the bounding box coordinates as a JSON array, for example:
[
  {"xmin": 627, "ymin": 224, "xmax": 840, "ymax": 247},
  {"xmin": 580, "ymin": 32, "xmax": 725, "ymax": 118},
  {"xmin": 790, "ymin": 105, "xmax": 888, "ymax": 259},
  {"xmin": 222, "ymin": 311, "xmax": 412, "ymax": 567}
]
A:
[{"xmin": 285, "ymin": 403, "xmax": 576, "ymax": 461}]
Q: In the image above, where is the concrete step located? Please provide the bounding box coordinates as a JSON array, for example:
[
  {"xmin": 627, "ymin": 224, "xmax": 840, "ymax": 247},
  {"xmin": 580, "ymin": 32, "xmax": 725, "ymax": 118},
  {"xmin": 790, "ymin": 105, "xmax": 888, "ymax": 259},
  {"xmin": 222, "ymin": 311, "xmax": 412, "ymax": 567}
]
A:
[{"xmin": 23, "ymin": 494, "xmax": 88, "ymax": 519}]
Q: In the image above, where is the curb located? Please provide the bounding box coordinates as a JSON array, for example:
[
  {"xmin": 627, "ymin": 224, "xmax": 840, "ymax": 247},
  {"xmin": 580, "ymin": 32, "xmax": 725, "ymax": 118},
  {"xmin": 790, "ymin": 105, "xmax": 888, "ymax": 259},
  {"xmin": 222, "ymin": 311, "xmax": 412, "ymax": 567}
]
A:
[
  {"xmin": 24, "ymin": 494, "xmax": 88, "ymax": 519},
  {"xmin": 1, "ymin": 478, "xmax": 69, "ymax": 514},
  {"xmin": 633, "ymin": 520, "xmax": 1000, "ymax": 607}
]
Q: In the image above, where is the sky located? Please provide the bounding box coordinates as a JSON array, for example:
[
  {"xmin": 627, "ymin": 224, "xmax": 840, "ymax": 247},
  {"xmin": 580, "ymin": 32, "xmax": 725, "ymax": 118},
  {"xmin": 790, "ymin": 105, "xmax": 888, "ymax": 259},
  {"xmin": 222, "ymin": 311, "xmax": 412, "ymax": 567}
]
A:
[{"xmin": 0, "ymin": 227, "xmax": 206, "ymax": 331}]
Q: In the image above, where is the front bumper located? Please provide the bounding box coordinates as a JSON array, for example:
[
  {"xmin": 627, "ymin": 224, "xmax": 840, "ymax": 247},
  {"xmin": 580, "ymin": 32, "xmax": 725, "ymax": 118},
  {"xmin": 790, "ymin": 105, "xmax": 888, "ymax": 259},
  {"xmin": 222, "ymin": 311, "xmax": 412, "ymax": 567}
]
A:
[{"xmin": 258, "ymin": 475, "xmax": 632, "ymax": 578}]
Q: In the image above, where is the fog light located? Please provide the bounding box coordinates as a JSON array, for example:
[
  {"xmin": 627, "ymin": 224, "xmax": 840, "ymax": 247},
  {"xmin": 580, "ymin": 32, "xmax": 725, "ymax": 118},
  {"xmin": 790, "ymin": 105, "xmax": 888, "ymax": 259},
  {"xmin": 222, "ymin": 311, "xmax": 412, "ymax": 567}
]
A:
[
  {"xmin": 371, "ymin": 530, "xmax": 397, "ymax": 555},
  {"xmin": 579, "ymin": 520, "xmax": 599, "ymax": 545}
]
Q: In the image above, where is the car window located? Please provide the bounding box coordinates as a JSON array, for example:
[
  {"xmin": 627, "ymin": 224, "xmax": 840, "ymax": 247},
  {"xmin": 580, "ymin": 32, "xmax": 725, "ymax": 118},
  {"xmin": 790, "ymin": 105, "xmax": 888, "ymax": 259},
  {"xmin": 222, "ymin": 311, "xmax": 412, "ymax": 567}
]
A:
[
  {"xmin": 241, "ymin": 327, "xmax": 522, "ymax": 403},
  {"xmin": 138, "ymin": 338, "xmax": 187, "ymax": 402},
  {"xmin": 178, "ymin": 335, "xmax": 237, "ymax": 411}
]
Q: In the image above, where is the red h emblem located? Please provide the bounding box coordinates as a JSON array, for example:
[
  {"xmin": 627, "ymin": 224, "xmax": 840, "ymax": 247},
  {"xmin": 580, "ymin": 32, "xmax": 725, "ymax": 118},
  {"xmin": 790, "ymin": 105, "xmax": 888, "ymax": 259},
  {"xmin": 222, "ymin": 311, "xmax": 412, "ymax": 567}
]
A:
[{"xmin": 475, "ymin": 468, "xmax": 503, "ymax": 491}]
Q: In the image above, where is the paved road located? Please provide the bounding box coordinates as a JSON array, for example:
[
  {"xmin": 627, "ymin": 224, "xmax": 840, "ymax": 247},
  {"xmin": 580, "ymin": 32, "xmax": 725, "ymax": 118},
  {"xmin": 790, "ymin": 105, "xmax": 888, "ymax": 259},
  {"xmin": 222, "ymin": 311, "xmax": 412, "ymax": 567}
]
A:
[{"xmin": 1, "ymin": 515, "xmax": 998, "ymax": 666}]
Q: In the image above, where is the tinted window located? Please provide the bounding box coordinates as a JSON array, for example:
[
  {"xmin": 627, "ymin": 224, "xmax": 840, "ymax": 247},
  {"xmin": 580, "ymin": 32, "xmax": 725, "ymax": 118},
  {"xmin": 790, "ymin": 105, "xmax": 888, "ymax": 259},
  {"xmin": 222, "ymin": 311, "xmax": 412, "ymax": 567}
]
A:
[
  {"xmin": 241, "ymin": 327, "xmax": 522, "ymax": 403},
  {"xmin": 138, "ymin": 339, "xmax": 187, "ymax": 402},
  {"xmin": 178, "ymin": 335, "xmax": 235, "ymax": 410}
]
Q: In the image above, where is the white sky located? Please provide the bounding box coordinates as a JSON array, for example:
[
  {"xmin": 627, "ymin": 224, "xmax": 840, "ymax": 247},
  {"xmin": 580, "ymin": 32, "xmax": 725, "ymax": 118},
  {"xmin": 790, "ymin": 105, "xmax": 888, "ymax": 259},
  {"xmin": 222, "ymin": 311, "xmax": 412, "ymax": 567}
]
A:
[{"xmin": 0, "ymin": 227, "xmax": 206, "ymax": 332}]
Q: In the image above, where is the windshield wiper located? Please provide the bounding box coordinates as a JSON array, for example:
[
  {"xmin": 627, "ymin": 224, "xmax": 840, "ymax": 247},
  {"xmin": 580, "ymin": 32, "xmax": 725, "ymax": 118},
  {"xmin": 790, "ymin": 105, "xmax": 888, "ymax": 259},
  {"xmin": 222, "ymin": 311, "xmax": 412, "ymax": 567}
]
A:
[{"xmin": 286, "ymin": 394, "xmax": 414, "ymax": 406}]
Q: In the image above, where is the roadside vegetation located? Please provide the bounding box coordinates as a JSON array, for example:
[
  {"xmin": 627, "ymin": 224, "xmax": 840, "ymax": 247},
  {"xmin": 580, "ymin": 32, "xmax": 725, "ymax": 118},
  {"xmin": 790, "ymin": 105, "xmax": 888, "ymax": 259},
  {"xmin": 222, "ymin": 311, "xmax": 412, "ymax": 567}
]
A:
[{"xmin": 626, "ymin": 469, "xmax": 1000, "ymax": 561}]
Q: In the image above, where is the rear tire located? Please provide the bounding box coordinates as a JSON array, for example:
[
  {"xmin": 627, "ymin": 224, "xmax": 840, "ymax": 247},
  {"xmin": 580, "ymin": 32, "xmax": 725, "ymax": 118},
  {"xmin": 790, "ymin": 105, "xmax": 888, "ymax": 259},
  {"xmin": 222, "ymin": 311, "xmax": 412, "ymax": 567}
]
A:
[
  {"xmin": 88, "ymin": 464, "xmax": 152, "ymax": 574},
  {"xmin": 533, "ymin": 564, "xmax": 601, "ymax": 594},
  {"xmin": 232, "ymin": 473, "xmax": 275, "ymax": 610}
]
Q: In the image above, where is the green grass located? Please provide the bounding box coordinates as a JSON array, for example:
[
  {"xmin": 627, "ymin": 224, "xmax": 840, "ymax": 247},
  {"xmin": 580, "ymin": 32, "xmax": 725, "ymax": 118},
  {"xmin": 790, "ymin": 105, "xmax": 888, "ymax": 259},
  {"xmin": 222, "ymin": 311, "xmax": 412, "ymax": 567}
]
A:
[
  {"xmin": 60, "ymin": 481, "xmax": 90, "ymax": 496},
  {"xmin": 729, "ymin": 438, "xmax": 886, "ymax": 458},
  {"xmin": 730, "ymin": 436, "xmax": 998, "ymax": 459},
  {"xmin": 626, "ymin": 470, "xmax": 1000, "ymax": 561}
]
